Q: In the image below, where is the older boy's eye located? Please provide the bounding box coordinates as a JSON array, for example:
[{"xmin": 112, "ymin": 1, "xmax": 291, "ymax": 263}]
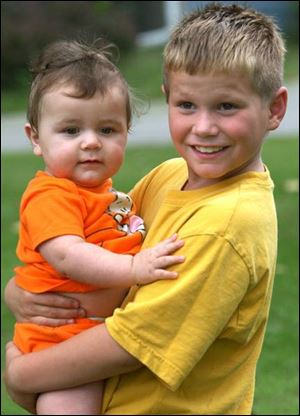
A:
[
  {"xmin": 179, "ymin": 102, "xmax": 195, "ymax": 110},
  {"xmin": 219, "ymin": 103, "xmax": 235, "ymax": 111}
]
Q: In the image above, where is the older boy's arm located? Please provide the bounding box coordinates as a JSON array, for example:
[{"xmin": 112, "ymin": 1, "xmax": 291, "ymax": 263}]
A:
[{"xmin": 5, "ymin": 323, "xmax": 142, "ymax": 394}]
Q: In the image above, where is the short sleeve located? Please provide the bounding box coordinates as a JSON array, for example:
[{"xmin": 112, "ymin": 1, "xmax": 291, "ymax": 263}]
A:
[
  {"xmin": 21, "ymin": 182, "xmax": 86, "ymax": 250},
  {"xmin": 106, "ymin": 234, "xmax": 250, "ymax": 390}
]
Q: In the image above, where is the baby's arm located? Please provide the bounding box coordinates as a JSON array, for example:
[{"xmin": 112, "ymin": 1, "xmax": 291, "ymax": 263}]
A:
[{"xmin": 39, "ymin": 234, "xmax": 185, "ymax": 288}]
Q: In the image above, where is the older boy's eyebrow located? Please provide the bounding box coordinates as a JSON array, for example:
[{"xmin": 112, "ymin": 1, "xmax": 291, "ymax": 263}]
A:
[{"xmin": 175, "ymin": 87, "xmax": 246, "ymax": 100}]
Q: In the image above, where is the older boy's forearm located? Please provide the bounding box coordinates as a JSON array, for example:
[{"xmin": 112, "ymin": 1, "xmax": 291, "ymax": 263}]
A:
[{"xmin": 9, "ymin": 324, "xmax": 141, "ymax": 394}]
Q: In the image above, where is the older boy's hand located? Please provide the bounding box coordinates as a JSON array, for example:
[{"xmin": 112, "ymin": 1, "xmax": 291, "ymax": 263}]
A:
[
  {"xmin": 4, "ymin": 277, "xmax": 85, "ymax": 327},
  {"xmin": 4, "ymin": 341, "xmax": 38, "ymax": 414}
]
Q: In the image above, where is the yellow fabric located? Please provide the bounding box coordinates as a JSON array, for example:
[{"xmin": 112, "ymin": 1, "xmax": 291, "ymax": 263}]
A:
[{"xmin": 103, "ymin": 158, "xmax": 277, "ymax": 415}]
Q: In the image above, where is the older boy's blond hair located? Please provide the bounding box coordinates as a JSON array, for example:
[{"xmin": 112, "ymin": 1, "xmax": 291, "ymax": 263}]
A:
[{"xmin": 163, "ymin": 3, "xmax": 286, "ymax": 101}]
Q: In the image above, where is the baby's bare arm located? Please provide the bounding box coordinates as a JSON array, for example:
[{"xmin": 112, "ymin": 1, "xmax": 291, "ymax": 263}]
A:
[{"xmin": 39, "ymin": 234, "xmax": 185, "ymax": 288}]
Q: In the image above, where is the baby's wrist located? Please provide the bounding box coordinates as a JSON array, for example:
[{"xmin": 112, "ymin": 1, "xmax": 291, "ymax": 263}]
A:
[{"xmin": 124, "ymin": 255, "xmax": 137, "ymax": 286}]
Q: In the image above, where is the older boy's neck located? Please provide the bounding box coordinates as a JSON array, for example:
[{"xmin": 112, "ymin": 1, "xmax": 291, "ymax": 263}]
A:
[{"xmin": 183, "ymin": 158, "xmax": 265, "ymax": 191}]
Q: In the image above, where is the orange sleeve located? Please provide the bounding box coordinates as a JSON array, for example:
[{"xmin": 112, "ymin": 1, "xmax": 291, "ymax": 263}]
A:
[
  {"xmin": 15, "ymin": 173, "xmax": 143, "ymax": 293},
  {"xmin": 19, "ymin": 175, "xmax": 86, "ymax": 252}
]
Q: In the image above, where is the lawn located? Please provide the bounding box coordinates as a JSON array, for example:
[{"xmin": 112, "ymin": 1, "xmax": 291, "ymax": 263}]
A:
[{"xmin": 1, "ymin": 137, "xmax": 299, "ymax": 415}]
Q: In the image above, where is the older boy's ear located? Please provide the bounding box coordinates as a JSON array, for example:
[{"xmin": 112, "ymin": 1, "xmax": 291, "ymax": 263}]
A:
[
  {"xmin": 24, "ymin": 123, "xmax": 42, "ymax": 156},
  {"xmin": 161, "ymin": 84, "xmax": 169, "ymax": 103},
  {"xmin": 268, "ymin": 87, "xmax": 288, "ymax": 131}
]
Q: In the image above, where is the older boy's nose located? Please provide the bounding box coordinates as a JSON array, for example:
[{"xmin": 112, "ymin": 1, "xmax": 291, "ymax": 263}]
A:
[{"xmin": 192, "ymin": 112, "xmax": 219, "ymax": 137}]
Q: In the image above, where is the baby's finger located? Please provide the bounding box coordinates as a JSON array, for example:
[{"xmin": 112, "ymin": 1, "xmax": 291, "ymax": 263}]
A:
[
  {"xmin": 154, "ymin": 237, "xmax": 184, "ymax": 253},
  {"xmin": 154, "ymin": 233, "xmax": 180, "ymax": 246},
  {"xmin": 155, "ymin": 255, "xmax": 185, "ymax": 269},
  {"xmin": 154, "ymin": 269, "xmax": 179, "ymax": 279},
  {"xmin": 162, "ymin": 233, "xmax": 178, "ymax": 242}
]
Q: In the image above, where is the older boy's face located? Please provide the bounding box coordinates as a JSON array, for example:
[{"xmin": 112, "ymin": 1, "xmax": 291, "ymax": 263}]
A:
[{"xmin": 167, "ymin": 71, "xmax": 278, "ymax": 189}]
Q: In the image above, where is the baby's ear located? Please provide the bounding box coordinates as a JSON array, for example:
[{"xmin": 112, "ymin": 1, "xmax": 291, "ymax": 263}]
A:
[
  {"xmin": 24, "ymin": 123, "xmax": 42, "ymax": 156},
  {"xmin": 268, "ymin": 87, "xmax": 288, "ymax": 131}
]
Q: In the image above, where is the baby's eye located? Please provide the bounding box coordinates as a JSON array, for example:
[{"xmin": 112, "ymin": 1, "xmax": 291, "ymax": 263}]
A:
[{"xmin": 64, "ymin": 127, "xmax": 80, "ymax": 135}]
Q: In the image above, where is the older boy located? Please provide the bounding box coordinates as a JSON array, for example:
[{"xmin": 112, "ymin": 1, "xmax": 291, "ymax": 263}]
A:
[{"xmin": 5, "ymin": 3, "xmax": 287, "ymax": 415}]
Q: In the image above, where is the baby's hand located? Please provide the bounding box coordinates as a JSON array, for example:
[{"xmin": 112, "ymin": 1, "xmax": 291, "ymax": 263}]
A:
[{"xmin": 131, "ymin": 234, "xmax": 185, "ymax": 285}]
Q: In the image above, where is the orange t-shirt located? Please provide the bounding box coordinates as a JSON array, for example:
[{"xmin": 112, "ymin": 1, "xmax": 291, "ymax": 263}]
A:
[{"xmin": 15, "ymin": 171, "xmax": 145, "ymax": 294}]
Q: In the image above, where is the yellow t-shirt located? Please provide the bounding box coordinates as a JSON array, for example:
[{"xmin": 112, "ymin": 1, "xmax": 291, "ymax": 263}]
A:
[{"xmin": 103, "ymin": 158, "xmax": 277, "ymax": 415}]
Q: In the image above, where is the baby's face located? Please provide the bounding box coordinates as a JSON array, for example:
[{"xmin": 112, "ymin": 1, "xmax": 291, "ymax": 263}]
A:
[
  {"xmin": 28, "ymin": 84, "xmax": 128, "ymax": 188},
  {"xmin": 167, "ymin": 70, "xmax": 276, "ymax": 189}
]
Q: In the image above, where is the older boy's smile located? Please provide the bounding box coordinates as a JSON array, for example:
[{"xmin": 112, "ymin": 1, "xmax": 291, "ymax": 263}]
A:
[
  {"xmin": 194, "ymin": 146, "xmax": 226, "ymax": 154},
  {"xmin": 167, "ymin": 70, "xmax": 278, "ymax": 189},
  {"xmin": 192, "ymin": 145, "xmax": 230, "ymax": 158}
]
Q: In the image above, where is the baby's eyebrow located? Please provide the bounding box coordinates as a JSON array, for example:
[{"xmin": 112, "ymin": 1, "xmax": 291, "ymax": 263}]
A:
[
  {"xmin": 98, "ymin": 117, "xmax": 123, "ymax": 124},
  {"xmin": 55, "ymin": 118, "xmax": 81, "ymax": 125}
]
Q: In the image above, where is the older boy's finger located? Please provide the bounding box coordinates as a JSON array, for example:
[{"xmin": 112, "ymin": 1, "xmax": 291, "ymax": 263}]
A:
[
  {"xmin": 28, "ymin": 303, "xmax": 86, "ymax": 319},
  {"xmin": 27, "ymin": 292, "xmax": 81, "ymax": 309},
  {"xmin": 30, "ymin": 316, "xmax": 78, "ymax": 327}
]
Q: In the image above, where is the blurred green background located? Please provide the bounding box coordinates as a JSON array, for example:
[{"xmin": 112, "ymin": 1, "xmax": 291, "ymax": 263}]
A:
[
  {"xmin": 1, "ymin": 1, "xmax": 299, "ymax": 415},
  {"xmin": 1, "ymin": 0, "xmax": 299, "ymax": 110}
]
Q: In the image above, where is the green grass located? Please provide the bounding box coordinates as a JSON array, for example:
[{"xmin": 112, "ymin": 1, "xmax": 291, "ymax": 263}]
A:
[
  {"xmin": 253, "ymin": 138, "xmax": 299, "ymax": 415},
  {"xmin": 1, "ymin": 138, "xmax": 299, "ymax": 415}
]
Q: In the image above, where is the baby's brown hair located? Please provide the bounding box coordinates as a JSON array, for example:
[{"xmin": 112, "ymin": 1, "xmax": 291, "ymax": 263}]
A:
[{"xmin": 27, "ymin": 39, "xmax": 133, "ymax": 130}]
